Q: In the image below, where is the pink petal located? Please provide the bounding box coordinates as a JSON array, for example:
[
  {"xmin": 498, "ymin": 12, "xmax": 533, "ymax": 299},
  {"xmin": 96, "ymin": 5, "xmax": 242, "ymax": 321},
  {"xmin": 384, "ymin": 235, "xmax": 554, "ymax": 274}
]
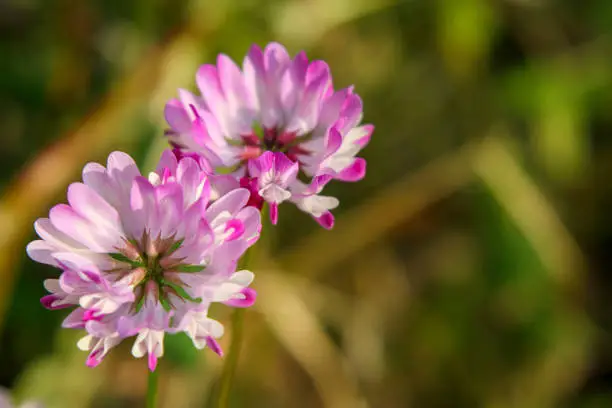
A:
[
  {"xmin": 335, "ymin": 157, "xmax": 366, "ymax": 182},
  {"xmin": 235, "ymin": 206, "xmax": 261, "ymax": 240},
  {"xmin": 26, "ymin": 240, "xmax": 58, "ymax": 266},
  {"xmin": 303, "ymin": 174, "xmax": 333, "ymax": 195},
  {"xmin": 269, "ymin": 202, "xmax": 279, "ymax": 225},
  {"xmin": 86, "ymin": 349, "xmax": 102, "ymax": 368},
  {"xmin": 249, "ymin": 151, "xmax": 273, "ymax": 177},
  {"xmin": 224, "ymin": 219, "xmax": 245, "ymax": 241},
  {"xmin": 62, "ymin": 308, "xmax": 87, "ymax": 328},
  {"xmin": 314, "ymin": 211, "xmax": 335, "ymax": 229},
  {"xmin": 178, "ymin": 88, "xmax": 207, "ymax": 120},
  {"xmin": 107, "ymin": 151, "xmax": 140, "ymax": 194},
  {"xmin": 280, "ymin": 51, "xmax": 308, "ymax": 114},
  {"xmin": 206, "ymin": 336, "xmax": 224, "ymax": 356},
  {"xmin": 264, "ymin": 42, "xmax": 290, "ymax": 73},
  {"xmin": 196, "ymin": 65, "xmax": 226, "ymax": 120},
  {"xmin": 325, "ymin": 127, "xmax": 343, "ymax": 158},
  {"xmin": 338, "ymin": 93, "xmax": 364, "ymax": 133},
  {"xmin": 49, "ymin": 204, "xmax": 117, "ymax": 252},
  {"xmin": 82, "ymin": 162, "xmax": 117, "ymax": 206},
  {"xmin": 148, "ymin": 352, "xmax": 158, "ymax": 372},
  {"xmin": 155, "ymin": 182, "xmax": 183, "ymax": 235},
  {"xmin": 164, "ymin": 98, "xmax": 192, "ymax": 132},
  {"xmin": 318, "ymin": 88, "xmax": 351, "ymax": 131},
  {"xmin": 156, "ymin": 149, "xmax": 179, "ymax": 176},
  {"xmin": 40, "ymin": 295, "xmax": 71, "ymax": 310},
  {"xmin": 206, "ymin": 188, "xmax": 251, "ymax": 220},
  {"xmin": 34, "ymin": 218, "xmax": 84, "ymax": 249},
  {"xmin": 355, "ymin": 124, "xmax": 374, "ymax": 148},
  {"xmin": 176, "ymin": 156, "xmax": 210, "ymax": 206},
  {"xmin": 218, "ymin": 54, "xmax": 251, "ymax": 108},
  {"xmin": 223, "ymin": 287, "xmax": 257, "ymax": 308},
  {"xmin": 67, "ymin": 183, "xmax": 122, "ymax": 236},
  {"xmin": 128, "ymin": 176, "xmax": 158, "ymax": 237}
]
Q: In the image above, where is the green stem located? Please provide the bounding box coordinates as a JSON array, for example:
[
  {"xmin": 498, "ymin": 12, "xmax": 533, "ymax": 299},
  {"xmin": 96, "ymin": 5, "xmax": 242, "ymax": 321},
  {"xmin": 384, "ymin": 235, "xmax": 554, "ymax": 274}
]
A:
[
  {"xmin": 216, "ymin": 307, "xmax": 246, "ymax": 408},
  {"xmin": 146, "ymin": 368, "xmax": 159, "ymax": 408},
  {"xmin": 216, "ymin": 205, "xmax": 269, "ymax": 408}
]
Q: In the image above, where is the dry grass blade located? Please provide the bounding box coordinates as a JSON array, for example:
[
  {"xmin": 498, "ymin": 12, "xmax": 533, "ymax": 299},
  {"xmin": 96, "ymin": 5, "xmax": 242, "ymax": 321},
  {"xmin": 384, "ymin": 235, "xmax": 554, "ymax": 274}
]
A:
[
  {"xmin": 256, "ymin": 268, "xmax": 368, "ymax": 408},
  {"xmin": 280, "ymin": 142, "xmax": 479, "ymax": 278},
  {"xmin": 473, "ymin": 135, "xmax": 586, "ymax": 290}
]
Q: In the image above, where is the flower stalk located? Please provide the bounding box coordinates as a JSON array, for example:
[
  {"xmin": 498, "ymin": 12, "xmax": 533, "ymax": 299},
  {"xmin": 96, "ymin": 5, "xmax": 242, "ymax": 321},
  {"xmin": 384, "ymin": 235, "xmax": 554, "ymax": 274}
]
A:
[
  {"xmin": 217, "ymin": 205, "xmax": 268, "ymax": 408},
  {"xmin": 146, "ymin": 367, "xmax": 158, "ymax": 408}
]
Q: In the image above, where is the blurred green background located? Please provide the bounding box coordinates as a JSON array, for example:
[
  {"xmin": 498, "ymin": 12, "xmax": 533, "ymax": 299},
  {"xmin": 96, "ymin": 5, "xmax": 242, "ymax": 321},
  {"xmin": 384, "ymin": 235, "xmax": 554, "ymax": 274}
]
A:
[{"xmin": 1, "ymin": 0, "xmax": 612, "ymax": 407}]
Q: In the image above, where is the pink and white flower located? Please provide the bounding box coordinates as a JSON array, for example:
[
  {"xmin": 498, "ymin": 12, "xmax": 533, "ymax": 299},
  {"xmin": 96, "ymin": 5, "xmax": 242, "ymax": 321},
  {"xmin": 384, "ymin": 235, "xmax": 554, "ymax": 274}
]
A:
[
  {"xmin": 164, "ymin": 42, "xmax": 373, "ymax": 227},
  {"xmin": 27, "ymin": 150, "xmax": 260, "ymax": 370}
]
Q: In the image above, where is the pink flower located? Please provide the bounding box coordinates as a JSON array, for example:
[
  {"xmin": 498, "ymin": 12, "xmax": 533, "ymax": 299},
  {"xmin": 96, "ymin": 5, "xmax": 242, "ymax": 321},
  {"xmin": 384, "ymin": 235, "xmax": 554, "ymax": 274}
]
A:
[
  {"xmin": 164, "ymin": 42, "xmax": 373, "ymax": 227},
  {"xmin": 248, "ymin": 152, "xmax": 298, "ymax": 224},
  {"xmin": 27, "ymin": 150, "xmax": 261, "ymax": 370}
]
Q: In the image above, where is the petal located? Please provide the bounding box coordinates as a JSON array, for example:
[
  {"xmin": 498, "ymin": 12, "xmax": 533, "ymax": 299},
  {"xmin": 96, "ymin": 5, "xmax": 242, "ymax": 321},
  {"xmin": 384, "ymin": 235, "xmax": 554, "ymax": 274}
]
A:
[
  {"xmin": 325, "ymin": 127, "xmax": 343, "ymax": 158},
  {"xmin": 318, "ymin": 88, "xmax": 351, "ymax": 131},
  {"xmin": 269, "ymin": 202, "xmax": 279, "ymax": 225},
  {"xmin": 82, "ymin": 162, "xmax": 117, "ymax": 207},
  {"xmin": 107, "ymin": 151, "xmax": 140, "ymax": 194},
  {"xmin": 26, "ymin": 240, "xmax": 59, "ymax": 266},
  {"xmin": 223, "ymin": 287, "xmax": 257, "ymax": 308},
  {"xmin": 274, "ymin": 152, "xmax": 299, "ymax": 186},
  {"xmin": 206, "ymin": 188, "xmax": 250, "ymax": 221},
  {"xmin": 259, "ymin": 184, "xmax": 291, "ymax": 204},
  {"xmin": 230, "ymin": 270, "xmax": 254, "ymax": 286},
  {"xmin": 335, "ymin": 157, "xmax": 366, "ymax": 182},
  {"xmin": 286, "ymin": 60, "xmax": 330, "ymax": 134},
  {"xmin": 224, "ymin": 218, "xmax": 245, "ymax": 241},
  {"xmin": 178, "ymin": 88, "xmax": 207, "ymax": 120},
  {"xmin": 280, "ymin": 51, "xmax": 308, "ymax": 113},
  {"xmin": 49, "ymin": 204, "xmax": 119, "ymax": 252},
  {"xmin": 156, "ymin": 149, "xmax": 179, "ymax": 176},
  {"xmin": 314, "ymin": 211, "xmax": 335, "ymax": 229},
  {"xmin": 338, "ymin": 93, "xmax": 364, "ymax": 132},
  {"xmin": 206, "ymin": 336, "xmax": 223, "ymax": 356},
  {"xmin": 177, "ymin": 157, "xmax": 210, "ymax": 206},
  {"xmin": 67, "ymin": 183, "xmax": 123, "ymax": 236},
  {"xmin": 248, "ymin": 151, "xmax": 273, "ymax": 177},
  {"xmin": 235, "ymin": 206, "xmax": 261, "ymax": 241},
  {"xmin": 155, "ymin": 183, "xmax": 183, "ymax": 236},
  {"xmin": 218, "ymin": 54, "xmax": 251, "ymax": 109},
  {"xmin": 129, "ymin": 176, "xmax": 158, "ymax": 237},
  {"xmin": 164, "ymin": 98, "xmax": 192, "ymax": 132}
]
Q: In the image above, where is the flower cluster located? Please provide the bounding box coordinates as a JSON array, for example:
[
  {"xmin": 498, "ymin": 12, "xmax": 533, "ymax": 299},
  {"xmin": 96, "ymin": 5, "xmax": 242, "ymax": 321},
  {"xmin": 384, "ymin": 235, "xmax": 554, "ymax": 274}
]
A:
[
  {"xmin": 27, "ymin": 42, "xmax": 371, "ymax": 370},
  {"xmin": 28, "ymin": 151, "xmax": 259, "ymax": 370},
  {"xmin": 165, "ymin": 42, "xmax": 373, "ymax": 227}
]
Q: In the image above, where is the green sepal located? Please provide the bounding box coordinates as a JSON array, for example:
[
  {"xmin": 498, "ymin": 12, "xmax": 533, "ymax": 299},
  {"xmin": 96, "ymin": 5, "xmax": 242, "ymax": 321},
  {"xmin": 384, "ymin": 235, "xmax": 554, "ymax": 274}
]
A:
[
  {"xmin": 173, "ymin": 264, "xmax": 206, "ymax": 273},
  {"xmin": 163, "ymin": 280, "xmax": 202, "ymax": 304},
  {"xmin": 108, "ymin": 252, "xmax": 140, "ymax": 266},
  {"xmin": 159, "ymin": 297, "xmax": 172, "ymax": 312},
  {"xmin": 165, "ymin": 238, "xmax": 184, "ymax": 256}
]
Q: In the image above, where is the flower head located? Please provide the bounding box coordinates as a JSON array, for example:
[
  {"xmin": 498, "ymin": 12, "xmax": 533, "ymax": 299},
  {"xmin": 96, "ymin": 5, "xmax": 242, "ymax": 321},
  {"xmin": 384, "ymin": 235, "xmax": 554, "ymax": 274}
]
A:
[
  {"xmin": 27, "ymin": 150, "xmax": 260, "ymax": 370},
  {"xmin": 165, "ymin": 42, "xmax": 373, "ymax": 227}
]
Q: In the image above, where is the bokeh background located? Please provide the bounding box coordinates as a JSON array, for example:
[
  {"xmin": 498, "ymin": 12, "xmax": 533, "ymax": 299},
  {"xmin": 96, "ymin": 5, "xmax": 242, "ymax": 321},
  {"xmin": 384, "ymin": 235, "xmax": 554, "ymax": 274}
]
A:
[{"xmin": 1, "ymin": 0, "xmax": 612, "ymax": 407}]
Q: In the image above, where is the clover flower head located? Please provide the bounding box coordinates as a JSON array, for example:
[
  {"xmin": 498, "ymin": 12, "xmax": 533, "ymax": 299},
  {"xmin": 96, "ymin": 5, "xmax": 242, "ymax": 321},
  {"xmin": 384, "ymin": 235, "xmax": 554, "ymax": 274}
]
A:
[
  {"xmin": 27, "ymin": 150, "xmax": 260, "ymax": 370},
  {"xmin": 165, "ymin": 42, "xmax": 373, "ymax": 227}
]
